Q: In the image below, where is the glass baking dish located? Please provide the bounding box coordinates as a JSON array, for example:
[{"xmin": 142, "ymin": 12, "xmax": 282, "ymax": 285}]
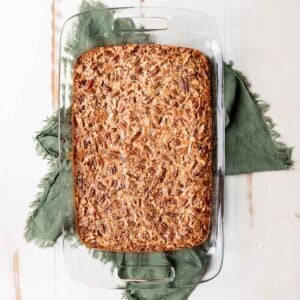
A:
[{"xmin": 59, "ymin": 7, "xmax": 224, "ymax": 288}]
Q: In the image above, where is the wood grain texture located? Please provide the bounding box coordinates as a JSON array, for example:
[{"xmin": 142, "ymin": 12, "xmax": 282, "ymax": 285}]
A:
[
  {"xmin": 51, "ymin": 0, "xmax": 60, "ymax": 109},
  {"xmin": 13, "ymin": 250, "xmax": 22, "ymax": 300},
  {"xmin": 247, "ymin": 174, "xmax": 253, "ymax": 227}
]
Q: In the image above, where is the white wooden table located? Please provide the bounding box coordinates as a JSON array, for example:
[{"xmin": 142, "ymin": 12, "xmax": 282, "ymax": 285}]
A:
[{"xmin": 0, "ymin": 0, "xmax": 299, "ymax": 299}]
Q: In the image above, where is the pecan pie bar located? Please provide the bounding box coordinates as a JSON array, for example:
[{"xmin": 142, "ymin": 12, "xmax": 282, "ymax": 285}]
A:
[{"xmin": 72, "ymin": 44, "xmax": 212, "ymax": 252}]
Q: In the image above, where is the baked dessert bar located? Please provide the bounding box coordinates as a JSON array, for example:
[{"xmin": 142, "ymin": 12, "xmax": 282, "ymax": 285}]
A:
[{"xmin": 72, "ymin": 44, "xmax": 212, "ymax": 252}]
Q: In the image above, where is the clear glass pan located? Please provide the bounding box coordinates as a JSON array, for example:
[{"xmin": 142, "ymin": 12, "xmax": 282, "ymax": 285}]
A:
[{"xmin": 59, "ymin": 7, "xmax": 224, "ymax": 289}]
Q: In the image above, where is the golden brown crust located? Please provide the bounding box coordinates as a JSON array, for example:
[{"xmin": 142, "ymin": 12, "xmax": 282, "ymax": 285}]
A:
[{"xmin": 72, "ymin": 44, "xmax": 212, "ymax": 252}]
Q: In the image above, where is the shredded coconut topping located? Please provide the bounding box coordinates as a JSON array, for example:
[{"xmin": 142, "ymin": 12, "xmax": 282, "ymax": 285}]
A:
[{"xmin": 72, "ymin": 44, "xmax": 212, "ymax": 252}]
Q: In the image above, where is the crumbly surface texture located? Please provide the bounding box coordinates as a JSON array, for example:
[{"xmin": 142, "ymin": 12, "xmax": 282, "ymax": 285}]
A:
[{"xmin": 72, "ymin": 44, "xmax": 212, "ymax": 252}]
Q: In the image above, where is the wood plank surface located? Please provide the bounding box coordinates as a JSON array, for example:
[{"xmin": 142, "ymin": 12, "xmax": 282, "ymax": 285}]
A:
[{"xmin": 0, "ymin": 0, "xmax": 299, "ymax": 299}]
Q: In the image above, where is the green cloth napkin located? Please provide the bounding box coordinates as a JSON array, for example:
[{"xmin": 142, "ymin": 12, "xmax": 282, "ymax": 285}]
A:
[
  {"xmin": 24, "ymin": 1, "xmax": 293, "ymax": 299},
  {"xmin": 224, "ymin": 66, "xmax": 292, "ymax": 174}
]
